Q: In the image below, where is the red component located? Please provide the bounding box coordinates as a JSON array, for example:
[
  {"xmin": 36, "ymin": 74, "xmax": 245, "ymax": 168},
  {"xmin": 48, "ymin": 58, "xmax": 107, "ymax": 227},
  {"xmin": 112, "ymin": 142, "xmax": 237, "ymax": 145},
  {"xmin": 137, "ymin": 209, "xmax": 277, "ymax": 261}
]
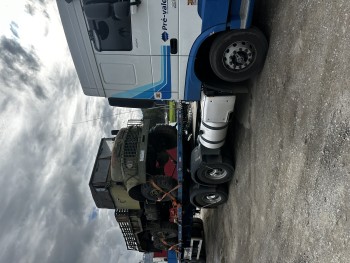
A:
[
  {"xmin": 164, "ymin": 148, "xmax": 178, "ymax": 180},
  {"xmin": 154, "ymin": 251, "xmax": 167, "ymax": 258},
  {"xmin": 169, "ymin": 207, "xmax": 178, "ymax": 223}
]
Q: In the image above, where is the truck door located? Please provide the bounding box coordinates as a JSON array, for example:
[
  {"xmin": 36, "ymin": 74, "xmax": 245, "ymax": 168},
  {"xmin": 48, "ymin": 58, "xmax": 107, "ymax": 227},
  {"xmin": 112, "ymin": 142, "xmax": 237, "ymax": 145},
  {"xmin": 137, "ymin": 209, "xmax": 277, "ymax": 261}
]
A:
[
  {"xmin": 147, "ymin": 0, "xmax": 179, "ymax": 100},
  {"xmin": 81, "ymin": 0, "xmax": 154, "ymax": 99}
]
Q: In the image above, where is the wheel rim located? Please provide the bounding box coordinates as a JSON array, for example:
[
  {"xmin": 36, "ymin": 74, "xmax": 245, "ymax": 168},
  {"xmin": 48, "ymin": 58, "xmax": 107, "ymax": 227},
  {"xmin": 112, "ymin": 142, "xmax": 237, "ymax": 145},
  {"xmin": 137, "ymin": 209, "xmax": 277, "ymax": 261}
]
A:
[
  {"xmin": 222, "ymin": 41, "xmax": 256, "ymax": 71},
  {"xmin": 202, "ymin": 193, "xmax": 222, "ymax": 204},
  {"xmin": 206, "ymin": 167, "xmax": 227, "ymax": 180},
  {"xmin": 149, "ymin": 189, "xmax": 161, "ymax": 198},
  {"xmin": 142, "ymin": 175, "xmax": 177, "ymax": 201}
]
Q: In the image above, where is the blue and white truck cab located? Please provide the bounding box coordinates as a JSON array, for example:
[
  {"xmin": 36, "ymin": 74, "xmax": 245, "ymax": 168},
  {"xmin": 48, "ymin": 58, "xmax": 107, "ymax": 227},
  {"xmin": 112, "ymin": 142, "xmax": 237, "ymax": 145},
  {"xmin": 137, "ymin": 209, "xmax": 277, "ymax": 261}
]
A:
[
  {"xmin": 56, "ymin": 1, "xmax": 268, "ymax": 262},
  {"xmin": 57, "ymin": 0, "xmax": 267, "ymax": 104},
  {"xmin": 57, "ymin": 0, "xmax": 268, "ymax": 152}
]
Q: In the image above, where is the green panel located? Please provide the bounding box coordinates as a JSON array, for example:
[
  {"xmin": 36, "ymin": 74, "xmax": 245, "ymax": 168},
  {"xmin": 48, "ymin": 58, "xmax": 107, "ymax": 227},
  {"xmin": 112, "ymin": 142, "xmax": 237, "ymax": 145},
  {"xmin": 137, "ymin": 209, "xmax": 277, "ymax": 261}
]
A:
[{"xmin": 110, "ymin": 185, "xmax": 140, "ymax": 210}]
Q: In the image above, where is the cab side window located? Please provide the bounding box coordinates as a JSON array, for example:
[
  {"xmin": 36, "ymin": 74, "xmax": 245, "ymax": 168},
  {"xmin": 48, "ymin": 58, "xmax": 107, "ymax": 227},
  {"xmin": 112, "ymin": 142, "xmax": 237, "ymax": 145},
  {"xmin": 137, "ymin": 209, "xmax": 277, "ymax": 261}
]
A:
[{"xmin": 82, "ymin": 0, "xmax": 132, "ymax": 51}]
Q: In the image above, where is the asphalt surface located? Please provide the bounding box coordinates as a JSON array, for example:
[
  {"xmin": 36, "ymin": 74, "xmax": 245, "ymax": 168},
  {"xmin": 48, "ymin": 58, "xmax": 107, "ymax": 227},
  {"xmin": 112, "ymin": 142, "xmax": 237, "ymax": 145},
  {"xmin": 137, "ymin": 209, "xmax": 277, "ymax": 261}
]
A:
[{"xmin": 201, "ymin": 1, "xmax": 350, "ymax": 262}]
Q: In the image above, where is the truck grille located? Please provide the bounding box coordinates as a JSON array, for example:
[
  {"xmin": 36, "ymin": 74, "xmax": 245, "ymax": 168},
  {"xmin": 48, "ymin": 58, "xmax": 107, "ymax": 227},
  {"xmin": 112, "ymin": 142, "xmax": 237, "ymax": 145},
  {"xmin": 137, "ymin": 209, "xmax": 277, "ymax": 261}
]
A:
[{"xmin": 123, "ymin": 127, "xmax": 139, "ymax": 158}]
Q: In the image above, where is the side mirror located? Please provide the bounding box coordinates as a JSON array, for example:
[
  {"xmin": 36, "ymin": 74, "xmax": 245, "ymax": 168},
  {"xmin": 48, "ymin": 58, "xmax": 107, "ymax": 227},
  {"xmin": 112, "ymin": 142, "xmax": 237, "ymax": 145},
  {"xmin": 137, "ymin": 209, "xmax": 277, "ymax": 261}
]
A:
[
  {"xmin": 84, "ymin": 3, "xmax": 110, "ymax": 20},
  {"xmin": 112, "ymin": 2, "xmax": 131, "ymax": 20}
]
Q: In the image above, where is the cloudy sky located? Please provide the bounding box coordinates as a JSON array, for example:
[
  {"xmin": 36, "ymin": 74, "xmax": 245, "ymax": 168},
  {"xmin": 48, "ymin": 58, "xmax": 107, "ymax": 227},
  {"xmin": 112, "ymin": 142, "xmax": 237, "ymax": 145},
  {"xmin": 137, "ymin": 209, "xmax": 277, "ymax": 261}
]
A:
[{"xmin": 0, "ymin": 0, "xmax": 142, "ymax": 262}]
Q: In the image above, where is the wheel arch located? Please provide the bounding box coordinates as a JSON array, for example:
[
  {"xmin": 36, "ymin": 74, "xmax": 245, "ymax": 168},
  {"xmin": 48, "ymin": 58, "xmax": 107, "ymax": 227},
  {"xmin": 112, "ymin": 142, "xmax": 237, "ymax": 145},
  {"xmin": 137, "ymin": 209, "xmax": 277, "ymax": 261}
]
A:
[
  {"xmin": 193, "ymin": 33, "xmax": 220, "ymax": 84},
  {"xmin": 128, "ymin": 184, "xmax": 146, "ymax": 202},
  {"xmin": 184, "ymin": 24, "xmax": 227, "ymax": 101},
  {"xmin": 185, "ymin": 26, "xmax": 268, "ymax": 98}
]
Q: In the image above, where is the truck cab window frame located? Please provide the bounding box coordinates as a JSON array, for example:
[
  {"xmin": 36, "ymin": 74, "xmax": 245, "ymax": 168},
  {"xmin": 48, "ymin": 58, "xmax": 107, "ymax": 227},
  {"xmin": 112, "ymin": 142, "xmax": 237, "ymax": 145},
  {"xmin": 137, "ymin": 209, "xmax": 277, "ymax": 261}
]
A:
[{"xmin": 82, "ymin": 0, "xmax": 133, "ymax": 52}]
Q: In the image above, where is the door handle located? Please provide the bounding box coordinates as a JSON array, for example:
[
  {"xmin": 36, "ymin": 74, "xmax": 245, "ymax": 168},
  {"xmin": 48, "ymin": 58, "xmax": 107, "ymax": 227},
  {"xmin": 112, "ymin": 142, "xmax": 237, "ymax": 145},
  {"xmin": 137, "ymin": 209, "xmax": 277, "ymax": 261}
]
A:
[{"xmin": 170, "ymin": 38, "xmax": 178, "ymax": 54}]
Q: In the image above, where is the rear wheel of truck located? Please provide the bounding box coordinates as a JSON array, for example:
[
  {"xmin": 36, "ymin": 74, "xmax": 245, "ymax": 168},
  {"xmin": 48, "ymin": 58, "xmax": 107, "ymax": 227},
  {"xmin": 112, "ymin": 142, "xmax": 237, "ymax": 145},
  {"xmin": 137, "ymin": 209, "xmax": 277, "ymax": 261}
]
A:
[
  {"xmin": 141, "ymin": 175, "xmax": 177, "ymax": 202},
  {"xmin": 149, "ymin": 124, "xmax": 177, "ymax": 151},
  {"xmin": 151, "ymin": 222, "xmax": 178, "ymax": 240},
  {"xmin": 146, "ymin": 145, "xmax": 170, "ymax": 175},
  {"xmin": 209, "ymin": 28, "xmax": 268, "ymax": 83},
  {"xmin": 192, "ymin": 185, "xmax": 228, "ymax": 208},
  {"xmin": 196, "ymin": 160, "xmax": 234, "ymax": 185}
]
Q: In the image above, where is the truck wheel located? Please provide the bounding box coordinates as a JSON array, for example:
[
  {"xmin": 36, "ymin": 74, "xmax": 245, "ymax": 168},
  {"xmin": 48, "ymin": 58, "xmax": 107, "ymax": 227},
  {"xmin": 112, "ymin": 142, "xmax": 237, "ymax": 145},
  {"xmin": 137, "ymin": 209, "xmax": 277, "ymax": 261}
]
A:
[
  {"xmin": 193, "ymin": 186, "xmax": 228, "ymax": 208},
  {"xmin": 141, "ymin": 175, "xmax": 177, "ymax": 202},
  {"xmin": 156, "ymin": 151, "xmax": 170, "ymax": 167},
  {"xmin": 151, "ymin": 222, "xmax": 178, "ymax": 240},
  {"xmin": 196, "ymin": 161, "xmax": 234, "ymax": 185},
  {"xmin": 147, "ymin": 148, "xmax": 169, "ymax": 175},
  {"xmin": 149, "ymin": 124, "xmax": 177, "ymax": 151},
  {"xmin": 209, "ymin": 28, "xmax": 268, "ymax": 82}
]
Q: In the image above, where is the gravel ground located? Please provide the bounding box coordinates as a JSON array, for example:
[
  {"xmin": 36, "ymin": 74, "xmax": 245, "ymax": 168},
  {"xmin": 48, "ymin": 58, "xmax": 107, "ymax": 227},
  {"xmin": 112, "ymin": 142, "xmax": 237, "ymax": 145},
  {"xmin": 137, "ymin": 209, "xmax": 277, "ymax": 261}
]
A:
[{"xmin": 201, "ymin": 1, "xmax": 350, "ymax": 262}]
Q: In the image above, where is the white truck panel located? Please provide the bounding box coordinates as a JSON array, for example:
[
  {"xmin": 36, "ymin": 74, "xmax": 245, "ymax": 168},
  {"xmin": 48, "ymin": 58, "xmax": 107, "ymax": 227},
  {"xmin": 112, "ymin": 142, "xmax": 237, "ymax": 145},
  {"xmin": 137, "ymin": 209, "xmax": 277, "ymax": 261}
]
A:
[
  {"xmin": 178, "ymin": 1, "xmax": 202, "ymax": 99},
  {"xmin": 178, "ymin": 2, "xmax": 201, "ymax": 56},
  {"xmin": 56, "ymin": 0, "xmax": 105, "ymax": 97}
]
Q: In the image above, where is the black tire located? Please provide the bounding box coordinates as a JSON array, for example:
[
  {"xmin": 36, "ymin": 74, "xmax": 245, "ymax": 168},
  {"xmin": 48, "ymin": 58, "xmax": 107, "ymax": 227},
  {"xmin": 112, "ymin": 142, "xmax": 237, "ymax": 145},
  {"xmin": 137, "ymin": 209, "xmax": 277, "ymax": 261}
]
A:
[
  {"xmin": 128, "ymin": 185, "xmax": 146, "ymax": 202},
  {"xmin": 196, "ymin": 161, "xmax": 234, "ymax": 185},
  {"xmin": 141, "ymin": 175, "xmax": 177, "ymax": 202},
  {"xmin": 146, "ymin": 144, "xmax": 158, "ymax": 175},
  {"xmin": 147, "ymin": 148, "xmax": 169, "ymax": 175},
  {"xmin": 149, "ymin": 124, "xmax": 177, "ymax": 151},
  {"xmin": 209, "ymin": 28, "xmax": 268, "ymax": 83},
  {"xmin": 156, "ymin": 151, "xmax": 170, "ymax": 167},
  {"xmin": 151, "ymin": 222, "xmax": 178, "ymax": 240},
  {"xmin": 193, "ymin": 186, "xmax": 228, "ymax": 208}
]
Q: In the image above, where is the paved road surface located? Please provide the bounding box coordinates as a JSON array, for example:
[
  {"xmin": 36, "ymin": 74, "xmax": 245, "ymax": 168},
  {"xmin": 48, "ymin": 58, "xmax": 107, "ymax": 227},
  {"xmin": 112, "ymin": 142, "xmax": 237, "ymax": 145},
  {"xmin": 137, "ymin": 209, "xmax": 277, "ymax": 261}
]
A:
[{"xmin": 202, "ymin": 1, "xmax": 350, "ymax": 262}]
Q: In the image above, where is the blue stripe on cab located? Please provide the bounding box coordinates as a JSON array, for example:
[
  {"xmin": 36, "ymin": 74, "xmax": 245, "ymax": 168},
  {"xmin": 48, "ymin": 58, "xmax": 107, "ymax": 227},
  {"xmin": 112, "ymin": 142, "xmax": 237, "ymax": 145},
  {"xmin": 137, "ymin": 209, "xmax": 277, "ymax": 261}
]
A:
[{"xmin": 111, "ymin": 46, "xmax": 171, "ymax": 100}]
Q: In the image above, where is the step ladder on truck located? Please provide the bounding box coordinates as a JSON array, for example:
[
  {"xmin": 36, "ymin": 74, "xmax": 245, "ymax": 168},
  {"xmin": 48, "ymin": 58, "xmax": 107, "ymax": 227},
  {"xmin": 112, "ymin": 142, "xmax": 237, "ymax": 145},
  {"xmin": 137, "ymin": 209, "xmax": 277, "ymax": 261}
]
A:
[{"xmin": 56, "ymin": 0, "xmax": 268, "ymax": 262}]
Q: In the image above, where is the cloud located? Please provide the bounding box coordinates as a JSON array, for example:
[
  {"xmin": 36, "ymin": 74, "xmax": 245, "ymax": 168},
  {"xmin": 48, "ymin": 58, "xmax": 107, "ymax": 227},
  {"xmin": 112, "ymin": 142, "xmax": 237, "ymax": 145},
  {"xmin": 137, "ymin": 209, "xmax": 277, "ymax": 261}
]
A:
[
  {"xmin": 0, "ymin": 2, "xmax": 143, "ymax": 262},
  {"xmin": 0, "ymin": 36, "xmax": 47, "ymax": 100},
  {"xmin": 0, "ymin": 58, "xmax": 142, "ymax": 263},
  {"xmin": 25, "ymin": 3, "xmax": 35, "ymax": 16},
  {"xmin": 25, "ymin": 0, "xmax": 51, "ymax": 19},
  {"xmin": 0, "ymin": 36, "xmax": 40, "ymax": 71}
]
